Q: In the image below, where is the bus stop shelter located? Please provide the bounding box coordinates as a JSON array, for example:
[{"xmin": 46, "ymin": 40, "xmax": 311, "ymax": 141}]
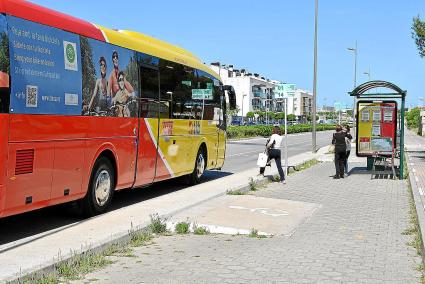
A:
[{"xmin": 349, "ymin": 80, "xmax": 406, "ymax": 180}]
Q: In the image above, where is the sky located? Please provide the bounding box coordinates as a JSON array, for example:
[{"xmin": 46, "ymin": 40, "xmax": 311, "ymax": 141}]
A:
[{"xmin": 27, "ymin": 0, "xmax": 425, "ymax": 108}]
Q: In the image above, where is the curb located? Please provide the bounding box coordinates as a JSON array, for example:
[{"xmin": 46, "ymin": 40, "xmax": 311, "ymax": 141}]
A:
[
  {"xmin": 405, "ymin": 152, "xmax": 425, "ymax": 264},
  {"xmin": 7, "ymin": 151, "xmax": 324, "ymax": 283}
]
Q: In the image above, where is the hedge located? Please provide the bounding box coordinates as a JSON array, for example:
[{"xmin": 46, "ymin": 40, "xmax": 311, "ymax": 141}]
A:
[{"xmin": 227, "ymin": 124, "xmax": 336, "ymax": 139}]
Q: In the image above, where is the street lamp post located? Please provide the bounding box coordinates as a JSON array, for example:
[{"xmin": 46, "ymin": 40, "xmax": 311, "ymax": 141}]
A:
[
  {"xmin": 363, "ymin": 68, "xmax": 371, "ymax": 81},
  {"xmin": 348, "ymin": 41, "xmax": 357, "ymax": 136},
  {"xmin": 241, "ymin": 93, "xmax": 247, "ymax": 124},
  {"xmin": 312, "ymin": 0, "xmax": 318, "ymax": 153}
]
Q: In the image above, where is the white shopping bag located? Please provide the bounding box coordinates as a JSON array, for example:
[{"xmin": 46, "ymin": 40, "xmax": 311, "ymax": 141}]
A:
[{"xmin": 257, "ymin": 152, "xmax": 268, "ymax": 167}]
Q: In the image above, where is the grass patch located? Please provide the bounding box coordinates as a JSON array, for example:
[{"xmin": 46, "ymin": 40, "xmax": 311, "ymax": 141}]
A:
[
  {"xmin": 403, "ymin": 180, "xmax": 425, "ymax": 281},
  {"xmin": 193, "ymin": 224, "xmax": 210, "ymax": 235},
  {"xmin": 248, "ymin": 228, "xmax": 267, "ymax": 239},
  {"xmin": 104, "ymin": 243, "xmax": 134, "ymax": 257},
  {"xmin": 149, "ymin": 213, "xmax": 168, "ymax": 234},
  {"xmin": 22, "ymin": 272, "xmax": 58, "ymax": 284},
  {"xmin": 56, "ymin": 251, "xmax": 113, "ymax": 281},
  {"xmin": 175, "ymin": 221, "xmax": 190, "ymax": 234},
  {"xmin": 294, "ymin": 159, "xmax": 319, "ymax": 172},
  {"xmin": 227, "ymin": 189, "xmax": 247, "ymax": 195},
  {"xmin": 129, "ymin": 230, "xmax": 153, "ymax": 247},
  {"xmin": 249, "ymin": 177, "xmax": 258, "ymax": 191}
]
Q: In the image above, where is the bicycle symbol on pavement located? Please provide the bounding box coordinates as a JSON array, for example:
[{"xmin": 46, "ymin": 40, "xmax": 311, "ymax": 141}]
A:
[{"xmin": 229, "ymin": 205, "xmax": 289, "ymax": 217}]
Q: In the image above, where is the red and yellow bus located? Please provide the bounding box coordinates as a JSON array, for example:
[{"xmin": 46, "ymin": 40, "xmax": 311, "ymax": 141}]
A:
[{"xmin": 0, "ymin": 0, "xmax": 236, "ymax": 217}]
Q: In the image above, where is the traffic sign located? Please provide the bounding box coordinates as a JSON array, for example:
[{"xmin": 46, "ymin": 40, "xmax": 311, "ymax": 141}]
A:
[
  {"xmin": 192, "ymin": 89, "xmax": 213, "ymax": 100},
  {"xmin": 274, "ymin": 83, "xmax": 296, "ymax": 99}
]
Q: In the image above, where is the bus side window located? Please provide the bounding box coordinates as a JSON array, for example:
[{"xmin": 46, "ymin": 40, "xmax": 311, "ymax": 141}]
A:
[
  {"xmin": 197, "ymin": 70, "xmax": 220, "ymax": 121},
  {"xmin": 140, "ymin": 65, "xmax": 160, "ymax": 118}
]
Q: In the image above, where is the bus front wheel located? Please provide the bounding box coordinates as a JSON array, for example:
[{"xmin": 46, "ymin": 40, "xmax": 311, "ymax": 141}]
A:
[{"xmin": 82, "ymin": 157, "xmax": 115, "ymax": 216}]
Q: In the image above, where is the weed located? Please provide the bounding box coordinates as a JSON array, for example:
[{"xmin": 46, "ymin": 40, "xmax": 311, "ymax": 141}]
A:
[
  {"xmin": 193, "ymin": 223, "xmax": 210, "ymax": 235},
  {"xmin": 175, "ymin": 221, "xmax": 190, "ymax": 234},
  {"xmin": 272, "ymin": 175, "xmax": 280, "ymax": 182},
  {"xmin": 248, "ymin": 228, "xmax": 267, "ymax": 239},
  {"xmin": 404, "ymin": 180, "xmax": 425, "ymax": 281},
  {"xmin": 57, "ymin": 251, "xmax": 112, "ymax": 280},
  {"xmin": 249, "ymin": 177, "xmax": 258, "ymax": 191},
  {"xmin": 104, "ymin": 243, "xmax": 134, "ymax": 257},
  {"xmin": 22, "ymin": 273, "xmax": 58, "ymax": 284},
  {"xmin": 296, "ymin": 159, "xmax": 319, "ymax": 171},
  {"xmin": 248, "ymin": 228, "xmax": 259, "ymax": 238},
  {"xmin": 227, "ymin": 189, "xmax": 246, "ymax": 195},
  {"xmin": 149, "ymin": 213, "xmax": 168, "ymax": 234},
  {"xmin": 130, "ymin": 231, "xmax": 153, "ymax": 247}
]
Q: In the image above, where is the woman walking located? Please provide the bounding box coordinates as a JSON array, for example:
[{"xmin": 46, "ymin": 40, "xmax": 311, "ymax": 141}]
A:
[
  {"xmin": 332, "ymin": 125, "xmax": 352, "ymax": 179},
  {"xmin": 259, "ymin": 125, "xmax": 286, "ymax": 183}
]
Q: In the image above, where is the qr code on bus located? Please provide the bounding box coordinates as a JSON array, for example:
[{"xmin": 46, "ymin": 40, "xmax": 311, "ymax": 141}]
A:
[{"xmin": 26, "ymin": 85, "xmax": 38, "ymax": 108}]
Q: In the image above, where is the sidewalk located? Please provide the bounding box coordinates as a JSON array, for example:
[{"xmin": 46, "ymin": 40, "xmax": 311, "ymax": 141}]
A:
[
  {"xmin": 72, "ymin": 150, "xmax": 421, "ymax": 283},
  {"xmin": 405, "ymin": 129, "xmax": 425, "ymax": 258},
  {"xmin": 0, "ymin": 148, "xmax": 323, "ymax": 283}
]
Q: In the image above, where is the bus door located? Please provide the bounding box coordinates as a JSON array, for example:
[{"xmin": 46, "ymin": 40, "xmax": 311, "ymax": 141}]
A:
[
  {"xmin": 134, "ymin": 65, "xmax": 160, "ymax": 186},
  {"xmin": 216, "ymin": 94, "xmax": 226, "ymax": 168}
]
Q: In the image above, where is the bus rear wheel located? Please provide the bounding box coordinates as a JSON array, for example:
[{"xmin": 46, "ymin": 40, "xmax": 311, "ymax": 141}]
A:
[
  {"xmin": 186, "ymin": 148, "xmax": 206, "ymax": 185},
  {"xmin": 82, "ymin": 157, "xmax": 115, "ymax": 216}
]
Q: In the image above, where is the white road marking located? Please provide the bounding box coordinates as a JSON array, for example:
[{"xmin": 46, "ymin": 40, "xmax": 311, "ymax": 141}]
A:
[
  {"xmin": 229, "ymin": 205, "xmax": 289, "ymax": 217},
  {"xmin": 419, "ymin": 187, "xmax": 424, "ymax": 196},
  {"xmin": 415, "ymin": 176, "xmax": 419, "ymax": 182},
  {"xmin": 413, "ymin": 168, "xmax": 416, "ymax": 173}
]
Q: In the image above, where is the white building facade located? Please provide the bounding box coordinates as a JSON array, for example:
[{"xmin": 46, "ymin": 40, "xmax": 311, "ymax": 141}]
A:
[
  {"xmin": 210, "ymin": 63, "xmax": 313, "ymax": 120},
  {"xmin": 287, "ymin": 89, "xmax": 314, "ymax": 120},
  {"xmin": 210, "ymin": 63, "xmax": 284, "ymax": 117}
]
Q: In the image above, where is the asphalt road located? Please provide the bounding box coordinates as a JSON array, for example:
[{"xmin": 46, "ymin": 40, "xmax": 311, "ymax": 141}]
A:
[
  {"xmin": 0, "ymin": 130, "xmax": 333, "ymax": 251},
  {"xmin": 222, "ymin": 131, "xmax": 332, "ymax": 172}
]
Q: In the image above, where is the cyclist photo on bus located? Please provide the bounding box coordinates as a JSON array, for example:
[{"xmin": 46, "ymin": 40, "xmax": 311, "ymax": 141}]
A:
[{"xmin": 88, "ymin": 56, "xmax": 111, "ymax": 114}]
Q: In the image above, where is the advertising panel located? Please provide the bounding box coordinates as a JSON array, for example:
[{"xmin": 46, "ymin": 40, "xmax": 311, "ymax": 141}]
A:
[
  {"xmin": 0, "ymin": 14, "xmax": 8, "ymax": 89},
  {"xmin": 8, "ymin": 15, "xmax": 82, "ymax": 115},
  {"xmin": 80, "ymin": 37, "xmax": 139, "ymax": 117},
  {"xmin": 356, "ymin": 101, "xmax": 397, "ymax": 156}
]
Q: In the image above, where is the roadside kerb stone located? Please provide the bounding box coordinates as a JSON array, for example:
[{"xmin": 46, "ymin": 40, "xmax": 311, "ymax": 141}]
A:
[
  {"xmin": 405, "ymin": 139, "xmax": 425, "ymax": 264},
  {"xmin": 4, "ymin": 147, "xmax": 325, "ymax": 283}
]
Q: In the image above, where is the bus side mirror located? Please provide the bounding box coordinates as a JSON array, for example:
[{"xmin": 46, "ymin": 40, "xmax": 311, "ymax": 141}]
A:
[{"xmin": 223, "ymin": 85, "xmax": 236, "ymax": 110}]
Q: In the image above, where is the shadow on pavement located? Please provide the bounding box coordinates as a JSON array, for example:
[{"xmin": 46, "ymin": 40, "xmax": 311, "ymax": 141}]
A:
[
  {"xmin": 347, "ymin": 166, "xmax": 398, "ymax": 180},
  {"xmin": 0, "ymin": 170, "xmax": 233, "ymax": 248}
]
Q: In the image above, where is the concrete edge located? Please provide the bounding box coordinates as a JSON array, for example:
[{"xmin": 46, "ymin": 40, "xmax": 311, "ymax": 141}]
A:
[
  {"xmin": 405, "ymin": 152, "xmax": 425, "ymax": 265},
  {"xmin": 7, "ymin": 149, "xmax": 326, "ymax": 283}
]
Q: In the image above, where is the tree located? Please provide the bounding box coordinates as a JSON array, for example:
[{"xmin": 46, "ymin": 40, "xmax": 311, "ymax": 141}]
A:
[
  {"xmin": 246, "ymin": 111, "xmax": 255, "ymax": 120},
  {"xmin": 406, "ymin": 107, "xmax": 420, "ymax": 129},
  {"xmin": 80, "ymin": 37, "xmax": 96, "ymax": 109},
  {"xmin": 412, "ymin": 16, "xmax": 425, "ymax": 57},
  {"xmin": 124, "ymin": 51, "xmax": 140, "ymax": 92},
  {"xmin": 226, "ymin": 104, "xmax": 240, "ymax": 117},
  {"xmin": 287, "ymin": 114, "xmax": 297, "ymax": 121},
  {"xmin": 276, "ymin": 112, "xmax": 285, "ymax": 120},
  {"xmin": 0, "ymin": 32, "xmax": 9, "ymax": 74}
]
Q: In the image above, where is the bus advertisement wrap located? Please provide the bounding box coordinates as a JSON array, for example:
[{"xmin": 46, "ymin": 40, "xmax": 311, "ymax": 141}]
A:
[
  {"xmin": 0, "ymin": 14, "xmax": 8, "ymax": 89},
  {"xmin": 8, "ymin": 16, "xmax": 82, "ymax": 115},
  {"xmin": 80, "ymin": 37, "xmax": 139, "ymax": 117}
]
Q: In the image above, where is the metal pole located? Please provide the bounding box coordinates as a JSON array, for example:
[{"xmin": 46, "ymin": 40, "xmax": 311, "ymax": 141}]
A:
[
  {"xmin": 284, "ymin": 97, "xmax": 288, "ymax": 177},
  {"xmin": 266, "ymin": 99, "xmax": 268, "ymax": 125},
  {"xmin": 312, "ymin": 0, "xmax": 318, "ymax": 153},
  {"xmin": 241, "ymin": 94, "xmax": 244, "ymax": 124},
  {"xmin": 400, "ymin": 94, "xmax": 405, "ymax": 180},
  {"xmin": 353, "ymin": 41, "xmax": 357, "ymax": 139}
]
